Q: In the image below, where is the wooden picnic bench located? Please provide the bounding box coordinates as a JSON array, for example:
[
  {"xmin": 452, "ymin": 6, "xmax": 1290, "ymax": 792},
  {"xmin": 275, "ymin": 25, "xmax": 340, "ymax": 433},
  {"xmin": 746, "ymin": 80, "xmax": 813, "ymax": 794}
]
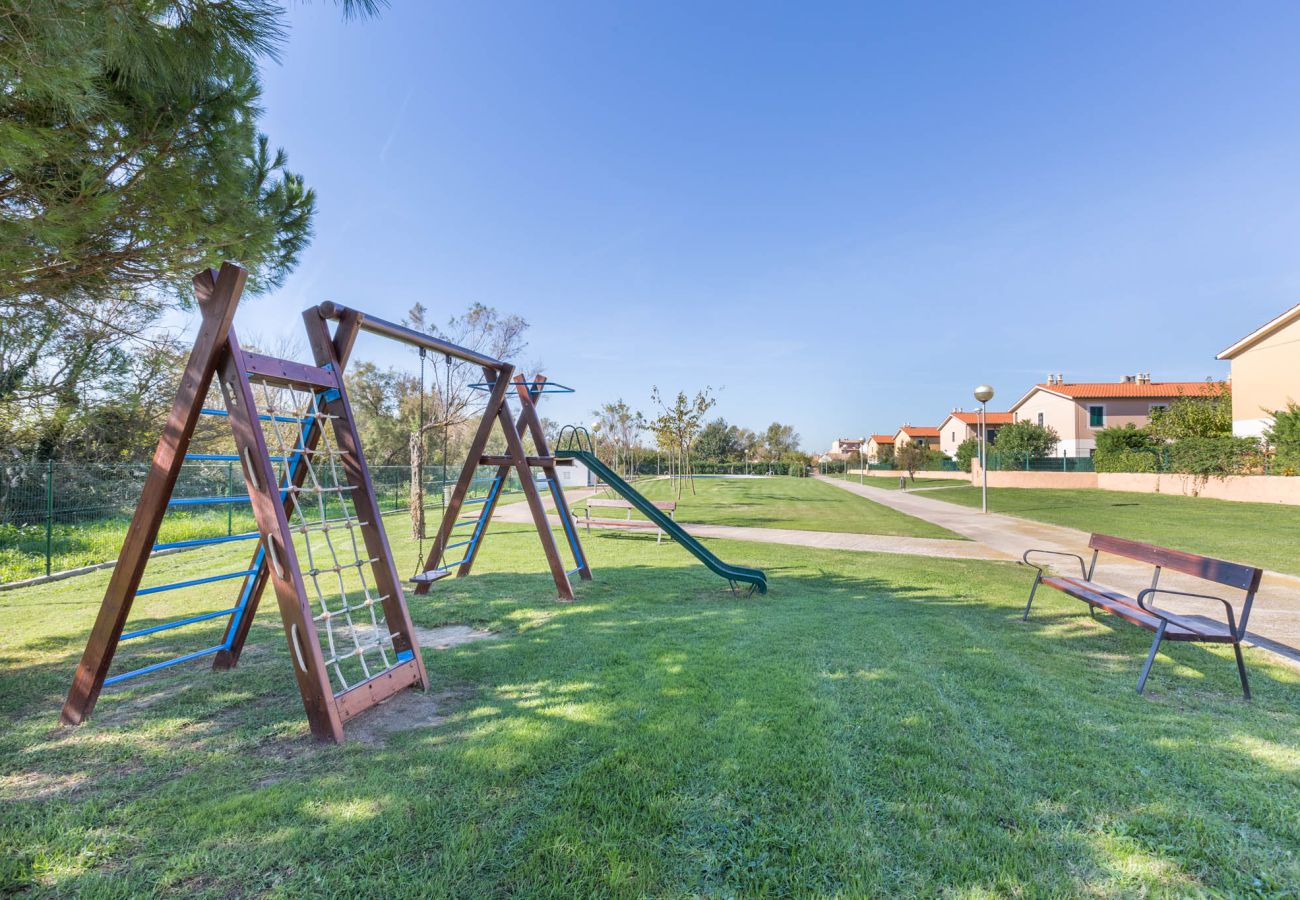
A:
[
  {"xmin": 573, "ymin": 497, "xmax": 677, "ymax": 544},
  {"xmin": 1022, "ymin": 533, "xmax": 1262, "ymax": 697}
]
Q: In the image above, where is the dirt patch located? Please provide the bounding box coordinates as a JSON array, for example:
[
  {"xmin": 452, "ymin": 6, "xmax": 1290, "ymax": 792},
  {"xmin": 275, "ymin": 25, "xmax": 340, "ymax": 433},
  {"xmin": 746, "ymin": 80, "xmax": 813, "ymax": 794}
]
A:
[
  {"xmin": 413, "ymin": 624, "xmax": 497, "ymax": 649},
  {"xmin": 344, "ymin": 685, "xmax": 474, "ymax": 745}
]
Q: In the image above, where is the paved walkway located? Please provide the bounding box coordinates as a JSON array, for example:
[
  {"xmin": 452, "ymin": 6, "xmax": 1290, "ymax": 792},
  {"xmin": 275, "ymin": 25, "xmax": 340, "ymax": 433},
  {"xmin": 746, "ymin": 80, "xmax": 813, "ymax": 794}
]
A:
[{"xmin": 818, "ymin": 475, "xmax": 1300, "ymax": 664}]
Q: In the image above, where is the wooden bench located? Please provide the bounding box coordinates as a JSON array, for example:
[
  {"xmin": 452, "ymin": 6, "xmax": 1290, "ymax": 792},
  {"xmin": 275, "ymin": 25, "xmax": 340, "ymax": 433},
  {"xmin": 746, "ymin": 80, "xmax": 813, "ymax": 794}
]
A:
[
  {"xmin": 573, "ymin": 497, "xmax": 676, "ymax": 544},
  {"xmin": 1022, "ymin": 534, "xmax": 1262, "ymax": 697}
]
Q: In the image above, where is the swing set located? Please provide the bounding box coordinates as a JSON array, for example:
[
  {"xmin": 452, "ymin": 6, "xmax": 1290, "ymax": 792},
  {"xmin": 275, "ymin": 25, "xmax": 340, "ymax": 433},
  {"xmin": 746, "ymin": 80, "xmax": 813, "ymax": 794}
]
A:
[{"xmin": 62, "ymin": 264, "xmax": 590, "ymax": 743}]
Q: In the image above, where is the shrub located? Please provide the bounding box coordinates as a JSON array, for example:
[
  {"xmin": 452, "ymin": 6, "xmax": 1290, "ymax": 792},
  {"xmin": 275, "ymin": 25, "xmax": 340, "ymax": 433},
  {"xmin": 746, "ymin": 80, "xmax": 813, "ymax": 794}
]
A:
[
  {"xmin": 1264, "ymin": 401, "xmax": 1300, "ymax": 472},
  {"xmin": 788, "ymin": 463, "xmax": 804, "ymax": 477},
  {"xmin": 1149, "ymin": 385, "xmax": 1232, "ymax": 440},
  {"xmin": 955, "ymin": 438, "xmax": 979, "ymax": 473},
  {"xmin": 1094, "ymin": 449, "xmax": 1158, "ymax": 473},
  {"xmin": 1168, "ymin": 436, "xmax": 1261, "ymax": 488},
  {"xmin": 991, "ymin": 421, "xmax": 1059, "ymax": 465},
  {"xmin": 1095, "ymin": 423, "xmax": 1160, "ymax": 454}
]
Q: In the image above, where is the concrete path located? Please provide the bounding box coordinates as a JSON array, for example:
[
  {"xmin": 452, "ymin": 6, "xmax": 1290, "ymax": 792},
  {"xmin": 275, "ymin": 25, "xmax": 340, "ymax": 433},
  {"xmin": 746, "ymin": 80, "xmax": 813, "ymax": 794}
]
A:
[{"xmin": 818, "ymin": 475, "xmax": 1300, "ymax": 665}]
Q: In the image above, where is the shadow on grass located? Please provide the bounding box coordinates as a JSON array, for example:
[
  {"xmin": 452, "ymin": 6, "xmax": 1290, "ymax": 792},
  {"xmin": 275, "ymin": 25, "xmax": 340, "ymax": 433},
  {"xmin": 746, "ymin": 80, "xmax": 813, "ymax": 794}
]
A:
[{"xmin": 3, "ymin": 560, "xmax": 1299, "ymax": 894}]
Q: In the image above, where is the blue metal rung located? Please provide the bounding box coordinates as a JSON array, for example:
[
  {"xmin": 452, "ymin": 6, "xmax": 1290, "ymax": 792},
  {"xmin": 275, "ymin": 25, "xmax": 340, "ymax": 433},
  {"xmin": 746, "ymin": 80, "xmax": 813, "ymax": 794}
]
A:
[
  {"xmin": 137, "ymin": 568, "xmax": 258, "ymax": 597},
  {"xmin": 200, "ymin": 407, "xmax": 309, "ymax": 425},
  {"xmin": 184, "ymin": 453, "xmax": 293, "ymax": 462},
  {"xmin": 445, "ymin": 539, "xmax": 475, "ymax": 550},
  {"xmin": 451, "ymin": 518, "xmax": 479, "ymax": 528},
  {"xmin": 153, "ymin": 531, "xmax": 260, "ymax": 552},
  {"xmin": 441, "ymin": 557, "xmax": 468, "ymax": 569},
  {"xmin": 120, "ymin": 606, "xmax": 241, "ymax": 641},
  {"xmin": 567, "ymin": 567, "xmax": 583, "ymax": 577},
  {"xmin": 104, "ymin": 645, "xmax": 224, "ymax": 687},
  {"xmin": 168, "ymin": 490, "xmax": 286, "ymax": 507},
  {"xmin": 396, "ymin": 650, "xmax": 414, "ymax": 662},
  {"xmin": 462, "ymin": 497, "xmax": 491, "ymax": 505}
]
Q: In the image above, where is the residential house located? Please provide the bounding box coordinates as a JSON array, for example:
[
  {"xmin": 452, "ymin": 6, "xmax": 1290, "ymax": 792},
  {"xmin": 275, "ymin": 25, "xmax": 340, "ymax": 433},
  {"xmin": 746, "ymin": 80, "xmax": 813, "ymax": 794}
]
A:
[
  {"xmin": 825, "ymin": 437, "xmax": 866, "ymax": 461},
  {"xmin": 893, "ymin": 425, "xmax": 940, "ymax": 451},
  {"xmin": 1008, "ymin": 374, "xmax": 1225, "ymax": 457},
  {"xmin": 936, "ymin": 410, "xmax": 1014, "ymax": 458},
  {"xmin": 1216, "ymin": 302, "xmax": 1300, "ymax": 437},
  {"xmin": 866, "ymin": 434, "xmax": 894, "ymax": 462}
]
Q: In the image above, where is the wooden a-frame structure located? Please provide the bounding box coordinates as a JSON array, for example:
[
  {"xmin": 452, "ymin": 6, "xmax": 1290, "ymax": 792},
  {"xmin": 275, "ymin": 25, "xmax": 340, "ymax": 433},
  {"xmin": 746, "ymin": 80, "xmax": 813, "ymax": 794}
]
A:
[
  {"xmin": 312, "ymin": 302, "xmax": 591, "ymax": 601},
  {"xmin": 62, "ymin": 264, "xmax": 428, "ymax": 743}
]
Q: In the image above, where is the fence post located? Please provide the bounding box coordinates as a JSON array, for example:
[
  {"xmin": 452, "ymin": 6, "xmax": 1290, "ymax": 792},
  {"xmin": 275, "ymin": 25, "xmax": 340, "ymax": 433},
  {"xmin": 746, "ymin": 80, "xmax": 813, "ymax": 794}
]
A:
[
  {"xmin": 226, "ymin": 460, "xmax": 234, "ymax": 535},
  {"xmin": 44, "ymin": 459, "xmax": 54, "ymax": 576}
]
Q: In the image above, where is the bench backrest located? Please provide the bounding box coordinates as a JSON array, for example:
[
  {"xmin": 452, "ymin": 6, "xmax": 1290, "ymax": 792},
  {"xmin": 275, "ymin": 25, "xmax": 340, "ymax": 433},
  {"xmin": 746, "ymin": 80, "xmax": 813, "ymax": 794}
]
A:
[
  {"xmin": 586, "ymin": 498, "xmax": 676, "ymax": 511},
  {"xmin": 1089, "ymin": 534, "xmax": 1262, "ymax": 593}
]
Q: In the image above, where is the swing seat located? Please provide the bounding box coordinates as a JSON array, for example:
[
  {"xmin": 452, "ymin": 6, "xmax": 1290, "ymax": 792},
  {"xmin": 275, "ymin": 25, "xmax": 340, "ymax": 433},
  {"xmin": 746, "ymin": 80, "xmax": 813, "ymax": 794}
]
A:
[{"xmin": 409, "ymin": 568, "xmax": 453, "ymax": 585}]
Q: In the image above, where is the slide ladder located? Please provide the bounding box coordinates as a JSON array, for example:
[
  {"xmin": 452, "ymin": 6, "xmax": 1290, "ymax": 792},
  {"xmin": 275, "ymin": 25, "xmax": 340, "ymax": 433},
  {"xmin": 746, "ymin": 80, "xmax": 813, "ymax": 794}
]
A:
[{"xmin": 555, "ymin": 448, "xmax": 767, "ymax": 595}]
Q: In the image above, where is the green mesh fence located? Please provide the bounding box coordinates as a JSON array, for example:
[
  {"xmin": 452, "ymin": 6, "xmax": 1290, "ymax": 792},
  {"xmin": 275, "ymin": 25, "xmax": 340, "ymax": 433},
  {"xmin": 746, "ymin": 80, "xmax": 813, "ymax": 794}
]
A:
[{"xmin": 0, "ymin": 462, "xmax": 522, "ymax": 584}]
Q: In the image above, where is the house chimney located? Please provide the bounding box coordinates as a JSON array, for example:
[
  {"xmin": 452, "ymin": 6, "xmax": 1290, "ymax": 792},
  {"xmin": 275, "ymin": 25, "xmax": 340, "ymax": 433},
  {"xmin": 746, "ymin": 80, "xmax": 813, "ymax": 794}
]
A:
[{"xmin": 1123, "ymin": 374, "xmax": 1135, "ymax": 384}]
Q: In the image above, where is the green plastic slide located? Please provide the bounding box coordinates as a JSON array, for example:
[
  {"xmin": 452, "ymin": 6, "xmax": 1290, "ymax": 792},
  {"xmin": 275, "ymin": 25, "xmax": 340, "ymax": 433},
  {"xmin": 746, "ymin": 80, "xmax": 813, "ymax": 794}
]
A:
[{"xmin": 556, "ymin": 450, "xmax": 768, "ymax": 594}]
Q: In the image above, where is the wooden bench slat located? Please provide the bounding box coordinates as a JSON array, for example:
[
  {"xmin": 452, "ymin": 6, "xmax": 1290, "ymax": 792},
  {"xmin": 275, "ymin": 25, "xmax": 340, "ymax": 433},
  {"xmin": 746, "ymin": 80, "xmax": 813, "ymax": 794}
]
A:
[
  {"xmin": 1088, "ymin": 534, "xmax": 1262, "ymax": 592},
  {"xmin": 582, "ymin": 498, "xmax": 676, "ymax": 511},
  {"xmin": 579, "ymin": 517, "xmax": 663, "ymax": 529},
  {"xmin": 1043, "ymin": 577, "xmax": 1232, "ymax": 642}
]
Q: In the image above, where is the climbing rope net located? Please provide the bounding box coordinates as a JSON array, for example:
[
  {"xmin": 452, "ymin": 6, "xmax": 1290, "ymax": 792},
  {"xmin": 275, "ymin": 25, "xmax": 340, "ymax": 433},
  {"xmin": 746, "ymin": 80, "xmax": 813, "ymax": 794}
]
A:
[{"xmin": 252, "ymin": 379, "xmax": 402, "ymax": 695}]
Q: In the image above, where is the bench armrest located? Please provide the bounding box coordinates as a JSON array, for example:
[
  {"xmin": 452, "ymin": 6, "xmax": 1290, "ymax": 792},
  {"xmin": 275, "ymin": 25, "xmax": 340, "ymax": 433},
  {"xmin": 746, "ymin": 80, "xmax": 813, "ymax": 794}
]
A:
[
  {"xmin": 1022, "ymin": 549, "xmax": 1087, "ymax": 579},
  {"xmin": 1136, "ymin": 588, "xmax": 1239, "ymax": 639}
]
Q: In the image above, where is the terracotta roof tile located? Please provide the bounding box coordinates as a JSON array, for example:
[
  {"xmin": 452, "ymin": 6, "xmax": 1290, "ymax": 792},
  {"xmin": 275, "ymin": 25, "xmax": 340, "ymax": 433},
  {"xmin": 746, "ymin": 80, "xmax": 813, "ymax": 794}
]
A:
[
  {"xmin": 1035, "ymin": 381, "xmax": 1224, "ymax": 399},
  {"xmin": 899, "ymin": 426, "xmax": 941, "ymax": 438},
  {"xmin": 948, "ymin": 412, "xmax": 1014, "ymax": 425},
  {"xmin": 869, "ymin": 434, "xmax": 895, "ymax": 443}
]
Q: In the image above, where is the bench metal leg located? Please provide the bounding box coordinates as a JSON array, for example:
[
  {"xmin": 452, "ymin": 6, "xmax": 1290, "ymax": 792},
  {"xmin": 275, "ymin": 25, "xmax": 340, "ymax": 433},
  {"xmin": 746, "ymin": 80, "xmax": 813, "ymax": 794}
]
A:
[
  {"xmin": 1233, "ymin": 642, "xmax": 1252, "ymax": 700},
  {"xmin": 1137, "ymin": 621, "xmax": 1167, "ymax": 694},
  {"xmin": 1021, "ymin": 571, "xmax": 1042, "ymax": 621}
]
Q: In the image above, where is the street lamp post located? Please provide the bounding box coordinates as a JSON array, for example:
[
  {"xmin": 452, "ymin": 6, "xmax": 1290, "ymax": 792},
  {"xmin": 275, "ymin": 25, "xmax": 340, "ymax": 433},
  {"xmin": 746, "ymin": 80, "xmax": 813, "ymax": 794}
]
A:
[
  {"xmin": 859, "ymin": 436, "xmax": 866, "ymax": 485},
  {"xmin": 973, "ymin": 385, "xmax": 995, "ymax": 514}
]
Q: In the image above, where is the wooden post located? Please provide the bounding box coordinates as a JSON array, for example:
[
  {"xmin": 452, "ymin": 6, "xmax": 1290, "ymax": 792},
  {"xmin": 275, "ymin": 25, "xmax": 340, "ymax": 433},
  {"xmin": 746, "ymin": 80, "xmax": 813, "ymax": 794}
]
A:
[
  {"xmin": 218, "ymin": 333, "xmax": 344, "ymax": 743},
  {"xmin": 512, "ymin": 374, "xmax": 590, "ymax": 581},
  {"xmin": 303, "ymin": 310, "xmax": 429, "ymax": 693},
  {"xmin": 413, "ymin": 366, "xmax": 514, "ymax": 594},
  {"xmin": 61, "ymin": 264, "xmax": 247, "ymax": 727},
  {"xmin": 214, "ymin": 309, "xmax": 363, "ymax": 669}
]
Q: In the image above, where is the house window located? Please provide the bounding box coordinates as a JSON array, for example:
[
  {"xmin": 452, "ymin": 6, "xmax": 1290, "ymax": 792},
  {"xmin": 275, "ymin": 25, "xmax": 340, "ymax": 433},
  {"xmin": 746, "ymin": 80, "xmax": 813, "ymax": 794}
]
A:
[
  {"xmin": 1089, "ymin": 405, "xmax": 1105, "ymax": 428},
  {"xmin": 1149, "ymin": 404, "xmax": 1167, "ymax": 415},
  {"xmin": 951, "ymin": 431, "xmax": 956, "ymax": 442},
  {"xmin": 987, "ymin": 429, "xmax": 998, "ymax": 444},
  {"xmin": 1036, "ymin": 412, "xmax": 1044, "ymax": 427}
]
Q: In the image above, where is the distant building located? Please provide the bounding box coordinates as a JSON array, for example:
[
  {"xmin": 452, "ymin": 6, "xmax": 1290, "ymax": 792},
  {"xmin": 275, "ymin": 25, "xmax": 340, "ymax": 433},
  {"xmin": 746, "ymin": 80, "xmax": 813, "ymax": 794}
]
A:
[
  {"xmin": 866, "ymin": 434, "xmax": 894, "ymax": 462},
  {"xmin": 1009, "ymin": 374, "xmax": 1225, "ymax": 457},
  {"xmin": 825, "ymin": 437, "xmax": 866, "ymax": 461},
  {"xmin": 1216, "ymin": 303, "xmax": 1300, "ymax": 437},
  {"xmin": 893, "ymin": 425, "xmax": 940, "ymax": 451},
  {"xmin": 936, "ymin": 410, "xmax": 1014, "ymax": 458}
]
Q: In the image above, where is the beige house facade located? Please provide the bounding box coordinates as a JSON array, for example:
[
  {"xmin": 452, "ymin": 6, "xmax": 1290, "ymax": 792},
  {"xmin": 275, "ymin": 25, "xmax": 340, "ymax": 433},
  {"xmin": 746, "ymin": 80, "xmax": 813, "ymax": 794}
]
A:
[
  {"xmin": 936, "ymin": 411, "xmax": 1013, "ymax": 458},
  {"xmin": 1009, "ymin": 375, "xmax": 1224, "ymax": 457},
  {"xmin": 825, "ymin": 437, "xmax": 866, "ymax": 461},
  {"xmin": 1216, "ymin": 303, "xmax": 1300, "ymax": 437},
  {"xmin": 893, "ymin": 425, "xmax": 940, "ymax": 450},
  {"xmin": 866, "ymin": 434, "xmax": 894, "ymax": 462}
]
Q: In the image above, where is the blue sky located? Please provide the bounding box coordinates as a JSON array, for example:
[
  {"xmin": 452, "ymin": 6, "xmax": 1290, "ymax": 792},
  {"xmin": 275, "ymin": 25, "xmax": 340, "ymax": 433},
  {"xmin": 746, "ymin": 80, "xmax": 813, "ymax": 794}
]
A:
[{"xmin": 222, "ymin": 0, "xmax": 1300, "ymax": 450}]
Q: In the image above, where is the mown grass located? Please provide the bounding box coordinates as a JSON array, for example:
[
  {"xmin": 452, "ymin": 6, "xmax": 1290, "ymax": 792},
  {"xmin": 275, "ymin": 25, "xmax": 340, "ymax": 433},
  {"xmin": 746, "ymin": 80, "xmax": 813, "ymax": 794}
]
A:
[
  {"xmin": 3, "ymin": 514, "xmax": 1299, "ymax": 895},
  {"xmin": 615, "ymin": 476, "xmax": 964, "ymax": 539},
  {"xmin": 925, "ymin": 485, "xmax": 1300, "ymax": 576}
]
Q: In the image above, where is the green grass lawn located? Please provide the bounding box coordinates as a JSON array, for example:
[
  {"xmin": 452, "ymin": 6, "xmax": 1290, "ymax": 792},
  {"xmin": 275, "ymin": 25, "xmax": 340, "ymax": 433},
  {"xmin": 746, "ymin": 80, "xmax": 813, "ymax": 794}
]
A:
[
  {"xmin": 925, "ymin": 485, "xmax": 1300, "ymax": 576},
  {"xmin": 610, "ymin": 476, "xmax": 964, "ymax": 539},
  {"xmin": 3, "ymin": 514, "xmax": 1299, "ymax": 895}
]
